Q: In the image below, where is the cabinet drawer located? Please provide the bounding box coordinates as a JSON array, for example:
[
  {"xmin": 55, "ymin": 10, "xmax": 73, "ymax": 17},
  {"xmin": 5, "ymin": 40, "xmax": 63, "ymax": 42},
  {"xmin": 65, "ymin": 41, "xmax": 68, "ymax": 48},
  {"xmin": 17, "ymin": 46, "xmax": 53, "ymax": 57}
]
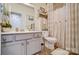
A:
[
  {"xmin": 16, "ymin": 34, "xmax": 33, "ymax": 40},
  {"xmin": 33, "ymin": 33, "xmax": 42, "ymax": 38},
  {"xmin": 1, "ymin": 35, "xmax": 15, "ymax": 42}
]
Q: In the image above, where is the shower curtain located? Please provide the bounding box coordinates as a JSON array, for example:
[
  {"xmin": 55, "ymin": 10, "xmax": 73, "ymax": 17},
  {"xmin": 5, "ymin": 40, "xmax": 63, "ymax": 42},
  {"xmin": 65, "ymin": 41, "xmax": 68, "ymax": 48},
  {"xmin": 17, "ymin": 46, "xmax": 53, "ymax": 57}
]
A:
[{"xmin": 48, "ymin": 3, "xmax": 79, "ymax": 54}]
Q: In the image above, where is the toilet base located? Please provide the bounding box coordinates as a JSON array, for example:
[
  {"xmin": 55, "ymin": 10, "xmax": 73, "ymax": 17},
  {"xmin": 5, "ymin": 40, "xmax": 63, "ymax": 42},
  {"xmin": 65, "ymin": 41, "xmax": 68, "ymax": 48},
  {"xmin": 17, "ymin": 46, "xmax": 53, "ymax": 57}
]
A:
[{"xmin": 45, "ymin": 42, "xmax": 55, "ymax": 50}]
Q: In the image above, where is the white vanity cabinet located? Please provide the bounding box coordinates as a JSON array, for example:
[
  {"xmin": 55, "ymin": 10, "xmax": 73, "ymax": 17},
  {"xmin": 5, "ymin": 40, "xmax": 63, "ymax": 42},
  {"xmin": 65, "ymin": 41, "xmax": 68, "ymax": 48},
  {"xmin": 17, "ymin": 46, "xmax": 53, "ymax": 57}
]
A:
[
  {"xmin": 1, "ymin": 34, "xmax": 27, "ymax": 55},
  {"xmin": 1, "ymin": 32, "xmax": 42, "ymax": 55},
  {"xmin": 1, "ymin": 41, "xmax": 26, "ymax": 55}
]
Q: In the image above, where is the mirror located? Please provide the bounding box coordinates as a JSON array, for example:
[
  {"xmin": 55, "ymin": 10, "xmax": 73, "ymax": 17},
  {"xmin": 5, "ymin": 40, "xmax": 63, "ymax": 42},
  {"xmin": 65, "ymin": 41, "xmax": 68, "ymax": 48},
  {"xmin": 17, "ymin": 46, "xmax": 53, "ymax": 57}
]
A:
[
  {"xmin": 10, "ymin": 12, "xmax": 22, "ymax": 30},
  {"xmin": 1, "ymin": 3, "xmax": 35, "ymax": 31}
]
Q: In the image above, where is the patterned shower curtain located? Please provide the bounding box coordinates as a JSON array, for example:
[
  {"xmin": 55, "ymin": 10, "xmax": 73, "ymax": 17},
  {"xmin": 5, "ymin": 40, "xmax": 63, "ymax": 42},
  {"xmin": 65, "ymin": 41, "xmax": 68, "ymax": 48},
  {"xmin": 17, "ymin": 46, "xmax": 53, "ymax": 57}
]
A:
[
  {"xmin": 47, "ymin": 3, "xmax": 79, "ymax": 54},
  {"xmin": 67, "ymin": 3, "xmax": 79, "ymax": 54}
]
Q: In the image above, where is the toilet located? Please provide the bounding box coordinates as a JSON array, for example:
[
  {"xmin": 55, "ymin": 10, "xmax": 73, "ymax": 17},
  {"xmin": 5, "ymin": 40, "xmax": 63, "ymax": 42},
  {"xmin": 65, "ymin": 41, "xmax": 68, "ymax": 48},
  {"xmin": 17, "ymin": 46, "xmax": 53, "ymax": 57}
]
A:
[
  {"xmin": 42, "ymin": 31, "xmax": 57, "ymax": 50},
  {"xmin": 42, "ymin": 31, "xmax": 69, "ymax": 55}
]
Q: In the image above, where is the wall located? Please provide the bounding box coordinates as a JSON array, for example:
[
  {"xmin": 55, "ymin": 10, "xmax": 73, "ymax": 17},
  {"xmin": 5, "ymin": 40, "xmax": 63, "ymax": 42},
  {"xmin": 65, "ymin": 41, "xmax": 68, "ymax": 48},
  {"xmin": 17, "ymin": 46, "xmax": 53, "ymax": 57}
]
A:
[{"xmin": 31, "ymin": 3, "xmax": 47, "ymax": 31}]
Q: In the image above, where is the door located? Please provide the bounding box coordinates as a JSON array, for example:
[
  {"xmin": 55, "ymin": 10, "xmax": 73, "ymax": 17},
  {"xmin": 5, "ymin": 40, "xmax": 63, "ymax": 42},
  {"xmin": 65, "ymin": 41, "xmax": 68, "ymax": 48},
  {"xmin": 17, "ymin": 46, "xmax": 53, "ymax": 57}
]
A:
[
  {"xmin": 27, "ymin": 38, "xmax": 41, "ymax": 55},
  {"xmin": 1, "ymin": 41, "xmax": 26, "ymax": 55}
]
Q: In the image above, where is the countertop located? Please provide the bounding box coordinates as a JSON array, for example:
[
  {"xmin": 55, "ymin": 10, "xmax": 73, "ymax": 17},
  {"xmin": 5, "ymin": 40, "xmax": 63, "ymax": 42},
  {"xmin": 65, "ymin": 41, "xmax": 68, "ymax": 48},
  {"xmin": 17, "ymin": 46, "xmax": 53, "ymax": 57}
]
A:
[{"xmin": 1, "ymin": 31, "xmax": 42, "ymax": 35}]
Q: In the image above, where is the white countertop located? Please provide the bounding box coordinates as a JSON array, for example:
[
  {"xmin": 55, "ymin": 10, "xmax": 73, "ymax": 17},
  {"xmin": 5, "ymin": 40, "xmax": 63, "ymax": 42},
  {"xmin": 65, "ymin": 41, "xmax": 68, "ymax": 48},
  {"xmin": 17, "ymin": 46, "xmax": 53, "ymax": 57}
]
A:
[{"xmin": 1, "ymin": 31, "xmax": 42, "ymax": 35}]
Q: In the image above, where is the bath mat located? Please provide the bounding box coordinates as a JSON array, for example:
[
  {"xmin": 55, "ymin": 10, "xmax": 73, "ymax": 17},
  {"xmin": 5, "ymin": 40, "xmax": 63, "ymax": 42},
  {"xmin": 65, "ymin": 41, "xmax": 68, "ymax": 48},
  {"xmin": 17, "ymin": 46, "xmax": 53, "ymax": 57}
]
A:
[{"xmin": 51, "ymin": 48, "xmax": 69, "ymax": 55}]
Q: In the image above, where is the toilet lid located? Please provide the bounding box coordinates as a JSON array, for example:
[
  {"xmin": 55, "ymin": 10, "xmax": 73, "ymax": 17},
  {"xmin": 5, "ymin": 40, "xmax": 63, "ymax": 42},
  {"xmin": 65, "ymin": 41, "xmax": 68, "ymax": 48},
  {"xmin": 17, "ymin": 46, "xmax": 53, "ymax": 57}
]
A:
[{"xmin": 44, "ymin": 37, "xmax": 57, "ymax": 42}]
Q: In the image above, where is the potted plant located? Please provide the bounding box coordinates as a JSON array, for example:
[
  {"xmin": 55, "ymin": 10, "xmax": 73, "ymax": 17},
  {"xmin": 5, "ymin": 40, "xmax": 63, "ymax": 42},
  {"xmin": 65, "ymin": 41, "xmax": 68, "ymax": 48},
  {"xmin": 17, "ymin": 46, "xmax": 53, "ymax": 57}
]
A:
[
  {"xmin": 1, "ymin": 4, "xmax": 12, "ymax": 32},
  {"xmin": 1, "ymin": 20, "xmax": 12, "ymax": 32}
]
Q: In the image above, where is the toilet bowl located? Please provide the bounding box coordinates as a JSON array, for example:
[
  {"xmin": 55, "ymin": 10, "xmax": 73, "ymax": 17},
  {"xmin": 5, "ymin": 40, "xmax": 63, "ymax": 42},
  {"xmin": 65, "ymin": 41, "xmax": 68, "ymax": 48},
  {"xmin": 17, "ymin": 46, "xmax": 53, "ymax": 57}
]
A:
[
  {"xmin": 42, "ymin": 31, "xmax": 57, "ymax": 50},
  {"xmin": 44, "ymin": 37, "xmax": 57, "ymax": 50}
]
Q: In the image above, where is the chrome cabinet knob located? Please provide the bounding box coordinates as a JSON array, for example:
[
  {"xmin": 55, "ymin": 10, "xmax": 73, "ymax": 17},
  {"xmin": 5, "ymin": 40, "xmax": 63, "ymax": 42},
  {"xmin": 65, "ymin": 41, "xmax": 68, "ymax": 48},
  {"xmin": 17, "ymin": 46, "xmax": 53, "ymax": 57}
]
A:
[{"xmin": 2, "ymin": 37, "xmax": 6, "ymax": 41}]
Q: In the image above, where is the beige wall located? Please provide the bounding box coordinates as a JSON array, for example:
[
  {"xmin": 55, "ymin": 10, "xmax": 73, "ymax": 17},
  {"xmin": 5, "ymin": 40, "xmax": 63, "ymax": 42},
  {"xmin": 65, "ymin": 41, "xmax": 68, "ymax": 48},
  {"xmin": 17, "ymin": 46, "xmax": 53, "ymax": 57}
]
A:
[
  {"xmin": 31, "ymin": 3, "xmax": 47, "ymax": 10},
  {"xmin": 32, "ymin": 3, "xmax": 47, "ymax": 31}
]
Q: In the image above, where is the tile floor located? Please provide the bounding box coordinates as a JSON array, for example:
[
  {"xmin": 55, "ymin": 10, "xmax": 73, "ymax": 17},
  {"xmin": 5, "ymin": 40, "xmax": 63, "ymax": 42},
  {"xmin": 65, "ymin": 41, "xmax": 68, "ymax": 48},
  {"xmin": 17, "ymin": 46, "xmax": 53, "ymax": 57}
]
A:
[{"xmin": 36, "ymin": 47, "xmax": 78, "ymax": 55}]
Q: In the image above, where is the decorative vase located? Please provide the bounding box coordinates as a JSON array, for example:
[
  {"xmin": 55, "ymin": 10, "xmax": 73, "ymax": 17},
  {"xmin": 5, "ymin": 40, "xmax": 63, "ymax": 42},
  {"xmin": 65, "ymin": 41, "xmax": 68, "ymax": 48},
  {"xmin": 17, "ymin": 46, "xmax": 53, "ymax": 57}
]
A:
[{"xmin": 2, "ymin": 27, "xmax": 11, "ymax": 32}]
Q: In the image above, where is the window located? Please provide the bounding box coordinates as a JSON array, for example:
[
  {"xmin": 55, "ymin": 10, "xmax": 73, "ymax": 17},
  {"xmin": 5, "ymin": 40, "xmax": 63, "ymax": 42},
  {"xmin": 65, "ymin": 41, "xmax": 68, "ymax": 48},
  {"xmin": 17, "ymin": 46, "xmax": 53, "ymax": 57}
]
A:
[{"xmin": 10, "ymin": 12, "xmax": 22, "ymax": 29}]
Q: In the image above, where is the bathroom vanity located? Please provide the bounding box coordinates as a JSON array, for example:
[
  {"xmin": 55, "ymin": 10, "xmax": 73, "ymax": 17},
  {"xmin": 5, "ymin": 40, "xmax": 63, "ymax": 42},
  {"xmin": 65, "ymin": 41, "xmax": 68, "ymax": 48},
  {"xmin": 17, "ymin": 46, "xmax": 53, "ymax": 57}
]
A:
[{"xmin": 1, "ymin": 31, "xmax": 42, "ymax": 55}]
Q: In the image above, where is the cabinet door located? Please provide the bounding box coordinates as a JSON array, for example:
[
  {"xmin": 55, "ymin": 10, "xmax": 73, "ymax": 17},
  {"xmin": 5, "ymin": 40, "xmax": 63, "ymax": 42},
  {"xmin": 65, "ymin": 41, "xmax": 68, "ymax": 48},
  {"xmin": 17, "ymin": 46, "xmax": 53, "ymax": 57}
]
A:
[
  {"xmin": 27, "ymin": 38, "xmax": 41, "ymax": 55},
  {"xmin": 1, "ymin": 41, "xmax": 26, "ymax": 55}
]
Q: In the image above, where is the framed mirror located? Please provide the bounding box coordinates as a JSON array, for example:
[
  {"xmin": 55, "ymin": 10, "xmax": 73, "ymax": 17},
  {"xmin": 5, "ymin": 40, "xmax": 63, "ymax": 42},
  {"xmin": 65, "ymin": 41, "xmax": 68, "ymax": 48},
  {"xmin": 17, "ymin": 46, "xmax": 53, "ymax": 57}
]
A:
[{"xmin": 10, "ymin": 12, "xmax": 22, "ymax": 30}]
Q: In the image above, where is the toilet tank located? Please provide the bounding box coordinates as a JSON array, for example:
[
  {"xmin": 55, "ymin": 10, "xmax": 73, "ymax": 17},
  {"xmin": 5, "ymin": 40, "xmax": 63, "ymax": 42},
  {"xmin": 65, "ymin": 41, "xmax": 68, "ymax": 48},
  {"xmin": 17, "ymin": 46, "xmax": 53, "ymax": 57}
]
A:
[{"xmin": 42, "ymin": 31, "xmax": 49, "ymax": 37}]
